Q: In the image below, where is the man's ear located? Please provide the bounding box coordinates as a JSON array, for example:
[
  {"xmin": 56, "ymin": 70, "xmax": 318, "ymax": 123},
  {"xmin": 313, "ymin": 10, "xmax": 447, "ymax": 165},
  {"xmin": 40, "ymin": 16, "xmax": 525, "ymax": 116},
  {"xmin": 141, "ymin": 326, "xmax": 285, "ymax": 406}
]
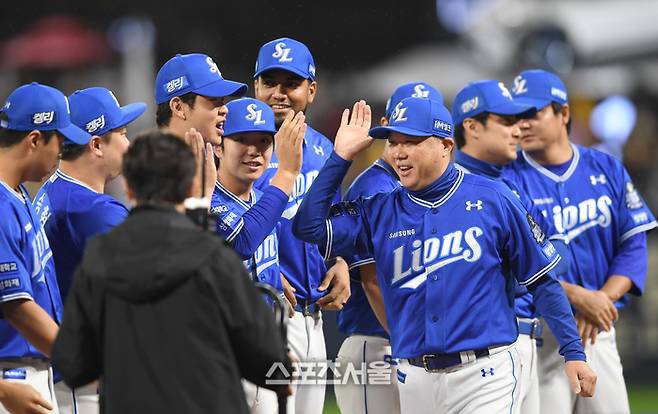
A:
[
  {"xmin": 26, "ymin": 130, "xmax": 41, "ymax": 150},
  {"xmin": 442, "ymin": 137, "xmax": 455, "ymax": 156},
  {"xmin": 306, "ymin": 80, "xmax": 317, "ymax": 105},
  {"xmin": 89, "ymin": 136, "xmax": 103, "ymax": 156},
  {"xmin": 169, "ymin": 97, "xmax": 187, "ymax": 121},
  {"xmin": 561, "ymin": 104, "xmax": 570, "ymax": 127}
]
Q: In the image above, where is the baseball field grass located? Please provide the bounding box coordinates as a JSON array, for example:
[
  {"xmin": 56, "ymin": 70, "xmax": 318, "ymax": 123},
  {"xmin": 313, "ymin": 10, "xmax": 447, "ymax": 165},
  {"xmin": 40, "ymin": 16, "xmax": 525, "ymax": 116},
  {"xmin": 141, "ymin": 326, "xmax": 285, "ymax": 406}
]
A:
[{"xmin": 322, "ymin": 384, "xmax": 658, "ymax": 413}]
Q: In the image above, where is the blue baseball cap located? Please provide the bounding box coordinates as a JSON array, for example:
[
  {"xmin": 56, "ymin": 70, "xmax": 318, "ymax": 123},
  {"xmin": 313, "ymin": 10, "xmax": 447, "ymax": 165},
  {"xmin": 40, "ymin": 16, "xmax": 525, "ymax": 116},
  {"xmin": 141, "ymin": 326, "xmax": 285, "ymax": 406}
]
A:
[
  {"xmin": 385, "ymin": 82, "xmax": 444, "ymax": 118},
  {"xmin": 0, "ymin": 82, "xmax": 90, "ymax": 144},
  {"xmin": 254, "ymin": 38, "xmax": 316, "ymax": 81},
  {"xmin": 155, "ymin": 53, "xmax": 248, "ymax": 104},
  {"xmin": 69, "ymin": 87, "xmax": 147, "ymax": 140},
  {"xmin": 370, "ymin": 97, "xmax": 453, "ymax": 140},
  {"xmin": 452, "ymin": 80, "xmax": 535, "ymax": 126},
  {"xmin": 510, "ymin": 69, "xmax": 568, "ymax": 110},
  {"xmin": 223, "ymin": 98, "xmax": 277, "ymax": 137}
]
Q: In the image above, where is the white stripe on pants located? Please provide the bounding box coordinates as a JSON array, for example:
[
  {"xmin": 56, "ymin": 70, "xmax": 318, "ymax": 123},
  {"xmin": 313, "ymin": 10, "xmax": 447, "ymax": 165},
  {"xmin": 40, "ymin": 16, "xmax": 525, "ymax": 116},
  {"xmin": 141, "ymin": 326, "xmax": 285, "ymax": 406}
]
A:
[{"xmin": 54, "ymin": 381, "xmax": 99, "ymax": 414}]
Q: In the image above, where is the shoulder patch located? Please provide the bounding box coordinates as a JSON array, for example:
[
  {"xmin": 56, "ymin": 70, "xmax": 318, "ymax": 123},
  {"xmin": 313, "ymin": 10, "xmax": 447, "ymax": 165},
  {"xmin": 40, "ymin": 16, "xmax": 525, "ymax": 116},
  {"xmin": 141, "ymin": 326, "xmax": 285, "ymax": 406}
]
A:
[
  {"xmin": 527, "ymin": 213, "xmax": 546, "ymax": 244},
  {"xmin": 329, "ymin": 201, "xmax": 360, "ymax": 218},
  {"xmin": 625, "ymin": 182, "xmax": 643, "ymax": 210}
]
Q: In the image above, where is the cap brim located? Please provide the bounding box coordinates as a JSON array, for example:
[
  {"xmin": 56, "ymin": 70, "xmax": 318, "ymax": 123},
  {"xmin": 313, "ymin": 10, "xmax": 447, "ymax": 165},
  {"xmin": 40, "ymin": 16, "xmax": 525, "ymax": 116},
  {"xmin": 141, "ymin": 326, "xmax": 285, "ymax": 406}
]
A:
[
  {"xmin": 195, "ymin": 79, "xmax": 248, "ymax": 99},
  {"xmin": 254, "ymin": 65, "xmax": 313, "ymax": 80},
  {"xmin": 116, "ymin": 102, "xmax": 147, "ymax": 130},
  {"xmin": 511, "ymin": 97, "xmax": 552, "ymax": 112},
  {"xmin": 224, "ymin": 127, "xmax": 277, "ymax": 137},
  {"xmin": 369, "ymin": 125, "xmax": 433, "ymax": 140},
  {"xmin": 58, "ymin": 123, "xmax": 91, "ymax": 145}
]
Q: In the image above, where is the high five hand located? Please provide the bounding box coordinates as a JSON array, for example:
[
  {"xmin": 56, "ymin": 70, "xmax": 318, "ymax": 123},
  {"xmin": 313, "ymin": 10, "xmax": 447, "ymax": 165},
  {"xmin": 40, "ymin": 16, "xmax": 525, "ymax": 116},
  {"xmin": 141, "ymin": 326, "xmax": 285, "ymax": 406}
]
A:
[{"xmin": 334, "ymin": 100, "xmax": 374, "ymax": 161}]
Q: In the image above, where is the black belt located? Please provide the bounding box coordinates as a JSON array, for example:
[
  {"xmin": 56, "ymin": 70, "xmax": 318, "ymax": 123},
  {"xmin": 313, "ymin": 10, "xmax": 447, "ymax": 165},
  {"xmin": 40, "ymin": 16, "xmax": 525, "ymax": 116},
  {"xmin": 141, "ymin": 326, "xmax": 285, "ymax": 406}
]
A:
[
  {"xmin": 294, "ymin": 300, "xmax": 320, "ymax": 316},
  {"xmin": 408, "ymin": 348, "xmax": 490, "ymax": 372}
]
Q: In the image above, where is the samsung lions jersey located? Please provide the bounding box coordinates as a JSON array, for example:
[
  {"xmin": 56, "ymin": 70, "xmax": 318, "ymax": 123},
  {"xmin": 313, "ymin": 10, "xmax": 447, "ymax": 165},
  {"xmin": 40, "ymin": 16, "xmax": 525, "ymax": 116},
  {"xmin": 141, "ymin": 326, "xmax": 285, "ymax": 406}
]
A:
[
  {"xmin": 211, "ymin": 182, "xmax": 282, "ymax": 292},
  {"xmin": 34, "ymin": 170, "xmax": 128, "ymax": 300},
  {"xmin": 338, "ymin": 159, "xmax": 400, "ymax": 339},
  {"xmin": 504, "ymin": 144, "xmax": 657, "ymax": 306},
  {"xmin": 0, "ymin": 181, "xmax": 63, "ymax": 359},
  {"xmin": 322, "ymin": 165, "xmax": 561, "ymax": 358},
  {"xmin": 255, "ymin": 126, "xmax": 336, "ymax": 302}
]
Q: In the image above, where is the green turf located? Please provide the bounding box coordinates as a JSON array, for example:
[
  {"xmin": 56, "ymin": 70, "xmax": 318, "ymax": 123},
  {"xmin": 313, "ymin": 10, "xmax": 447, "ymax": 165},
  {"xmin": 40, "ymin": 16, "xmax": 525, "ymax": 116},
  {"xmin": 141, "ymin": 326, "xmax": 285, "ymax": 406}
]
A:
[{"xmin": 322, "ymin": 385, "xmax": 658, "ymax": 413}]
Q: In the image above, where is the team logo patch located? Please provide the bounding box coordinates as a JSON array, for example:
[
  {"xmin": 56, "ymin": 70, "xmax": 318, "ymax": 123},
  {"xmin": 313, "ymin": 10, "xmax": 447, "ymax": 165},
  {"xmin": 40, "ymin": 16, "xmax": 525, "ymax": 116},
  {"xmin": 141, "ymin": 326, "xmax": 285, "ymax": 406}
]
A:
[
  {"xmin": 32, "ymin": 111, "xmax": 54, "ymax": 125},
  {"xmin": 272, "ymin": 42, "xmax": 293, "ymax": 62},
  {"xmin": 329, "ymin": 201, "xmax": 359, "ymax": 218},
  {"xmin": 308, "ymin": 64, "xmax": 316, "ymax": 77},
  {"xmin": 2, "ymin": 101, "xmax": 10, "ymax": 110},
  {"xmin": 625, "ymin": 182, "xmax": 643, "ymax": 210},
  {"xmin": 206, "ymin": 56, "xmax": 221, "ymax": 76},
  {"xmin": 460, "ymin": 97, "xmax": 478, "ymax": 114},
  {"xmin": 498, "ymin": 82, "xmax": 512, "ymax": 99},
  {"xmin": 2, "ymin": 369, "xmax": 26, "ymax": 380},
  {"xmin": 390, "ymin": 102, "xmax": 408, "ymax": 123},
  {"xmin": 512, "ymin": 76, "xmax": 528, "ymax": 95},
  {"xmin": 245, "ymin": 103, "xmax": 266, "ymax": 125},
  {"xmin": 412, "ymin": 84, "xmax": 429, "ymax": 98},
  {"xmin": 527, "ymin": 213, "xmax": 546, "ymax": 244}
]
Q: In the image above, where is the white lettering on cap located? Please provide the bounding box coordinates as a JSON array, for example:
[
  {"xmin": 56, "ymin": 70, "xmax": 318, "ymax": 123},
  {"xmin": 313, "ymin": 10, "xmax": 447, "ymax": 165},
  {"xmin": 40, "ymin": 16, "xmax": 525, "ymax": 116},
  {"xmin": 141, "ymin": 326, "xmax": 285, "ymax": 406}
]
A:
[
  {"xmin": 206, "ymin": 56, "xmax": 222, "ymax": 76},
  {"xmin": 245, "ymin": 103, "xmax": 265, "ymax": 125},
  {"xmin": 513, "ymin": 76, "xmax": 528, "ymax": 94},
  {"xmin": 32, "ymin": 112, "xmax": 55, "ymax": 125},
  {"xmin": 390, "ymin": 102, "xmax": 408, "ymax": 123},
  {"xmin": 85, "ymin": 115, "xmax": 105, "ymax": 133},
  {"xmin": 433, "ymin": 119, "xmax": 452, "ymax": 133},
  {"xmin": 412, "ymin": 84, "xmax": 429, "ymax": 98},
  {"xmin": 461, "ymin": 97, "xmax": 478, "ymax": 114},
  {"xmin": 499, "ymin": 82, "xmax": 513, "ymax": 99},
  {"xmin": 272, "ymin": 42, "xmax": 293, "ymax": 63},
  {"xmin": 551, "ymin": 87, "xmax": 567, "ymax": 101}
]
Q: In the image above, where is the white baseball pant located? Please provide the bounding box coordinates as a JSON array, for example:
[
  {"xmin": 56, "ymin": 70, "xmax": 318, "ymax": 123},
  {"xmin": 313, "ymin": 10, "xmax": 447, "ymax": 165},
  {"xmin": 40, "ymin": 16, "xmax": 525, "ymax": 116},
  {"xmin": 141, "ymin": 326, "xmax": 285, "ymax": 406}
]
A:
[{"xmin": 0, "ymin": 359, "xmax": 59, "ymax": 414}]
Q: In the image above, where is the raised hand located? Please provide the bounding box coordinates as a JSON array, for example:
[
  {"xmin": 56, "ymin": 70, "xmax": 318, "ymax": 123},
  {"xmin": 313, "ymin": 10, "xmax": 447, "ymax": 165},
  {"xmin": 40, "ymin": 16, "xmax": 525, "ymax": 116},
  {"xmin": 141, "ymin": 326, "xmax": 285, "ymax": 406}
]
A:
[
  {"xmin": 334, "ymin": 100, "xmax": 374, "ymax": 161},
  {"xmin": 270, "ymin": 111, "xmax": 306, "ymax": 196},
  {"xmin": 184, "ymin": 128, "xmax": 217, "ymax": 199}
]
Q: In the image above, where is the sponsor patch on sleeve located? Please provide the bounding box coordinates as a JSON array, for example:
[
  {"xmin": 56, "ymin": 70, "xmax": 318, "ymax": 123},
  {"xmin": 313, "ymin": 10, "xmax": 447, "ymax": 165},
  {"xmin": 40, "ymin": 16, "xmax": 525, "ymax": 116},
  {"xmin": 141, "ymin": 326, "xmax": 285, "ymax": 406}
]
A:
[
  {"xmin": 526, "ymin": 213, "xmax": 546, "ymax": 244},
  {"xmin": 329, "ymin": 201, "xmax": 360, "ymax": 218},
  {"xmin": 625, "ymin": 182, "xmax": 643, "ymax": 210}
]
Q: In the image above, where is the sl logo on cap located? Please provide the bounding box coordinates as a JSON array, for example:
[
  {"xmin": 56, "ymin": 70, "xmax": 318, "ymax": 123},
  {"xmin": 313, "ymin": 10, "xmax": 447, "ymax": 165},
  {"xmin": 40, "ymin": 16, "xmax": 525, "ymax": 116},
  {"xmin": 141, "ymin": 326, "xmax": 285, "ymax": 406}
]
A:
[
  {"xmin": 272, "ymin": 42, "xmax": 293, "ymax": 63},
  {"xmin": 513, "ymin": 76, "xmax": 528, "ymax": 95},
  {"xmin": 86, "ymin": 115, "xmax": 105, "ymax": 134},
  {"xmin": 499, "ymin": 82, "xmax": 512, "ymax": 99},
  {"xmin": 206, "ymin": 56, "xmax": 221, "ymax": 76},
  {"xmin": 245, "ymin": 103, "xmax": 266, "ymax": 125},
  {"xmin": 2, "ymin": 101, "xmax": 10, "ymax": 110},
  {"xmin": 412, "ymin": 84, "xmax": 429, "ymax": 98},
  {"xmin": 32, "ymin": 111, "xmax": 54, "ymax": 125},
  {"xmin": 390, "ymin": 102, "xmax": 408, "ymax": 123}
]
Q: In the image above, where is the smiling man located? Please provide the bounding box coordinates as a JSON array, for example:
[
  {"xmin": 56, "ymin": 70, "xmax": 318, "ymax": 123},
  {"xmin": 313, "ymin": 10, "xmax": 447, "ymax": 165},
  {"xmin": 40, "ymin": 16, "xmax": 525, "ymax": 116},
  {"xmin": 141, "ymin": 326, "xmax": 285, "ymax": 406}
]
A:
[{"xmin": 292, "ymin": 98, "xmax": 597, "ymax": 414}]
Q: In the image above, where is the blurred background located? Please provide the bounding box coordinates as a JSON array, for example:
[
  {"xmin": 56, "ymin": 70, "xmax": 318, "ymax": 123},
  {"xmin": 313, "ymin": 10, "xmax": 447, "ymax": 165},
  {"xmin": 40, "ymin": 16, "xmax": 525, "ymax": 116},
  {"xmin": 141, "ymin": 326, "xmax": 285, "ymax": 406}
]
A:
[{"xmin": 2, "ymin": 0, "xmax": 657, "ymax": 412}]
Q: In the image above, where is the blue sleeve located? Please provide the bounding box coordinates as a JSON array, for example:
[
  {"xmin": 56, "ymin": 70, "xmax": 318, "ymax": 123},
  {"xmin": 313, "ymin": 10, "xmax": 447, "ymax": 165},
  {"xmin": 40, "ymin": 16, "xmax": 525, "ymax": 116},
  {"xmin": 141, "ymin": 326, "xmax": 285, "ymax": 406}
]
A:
[
  {"xmin": 607, "ymin": 232, "xmax": 647, "ymax": 296},
  {"xmin": 292, "ymin": 151, "xmax": 371, "ymax": 259},
  {"xmin": 224, "ymin": 186, "xmax": 289, "ymax": 260},
  {"xmin": 528, "ymin": 276, "xmax": 586, "ymax": 362},
  {"xmin": 614, "ymin": 166, "xmax": 657, "ymax": 242},
  {"xmin": 0, "ymin": 217, "xmax": 34, "ymax": 303},
  {"xmin": 498, "ymin": 187, "xmax": 562, "ymax": 286}
]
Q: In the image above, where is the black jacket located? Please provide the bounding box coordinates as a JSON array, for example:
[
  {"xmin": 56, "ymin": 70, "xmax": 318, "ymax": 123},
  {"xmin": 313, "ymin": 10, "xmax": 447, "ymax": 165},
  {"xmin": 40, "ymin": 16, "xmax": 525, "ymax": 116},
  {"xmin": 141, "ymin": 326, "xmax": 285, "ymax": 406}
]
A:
[{"xmin": 52, "ymin": 206, "xmax": 288, "ymax": 414}]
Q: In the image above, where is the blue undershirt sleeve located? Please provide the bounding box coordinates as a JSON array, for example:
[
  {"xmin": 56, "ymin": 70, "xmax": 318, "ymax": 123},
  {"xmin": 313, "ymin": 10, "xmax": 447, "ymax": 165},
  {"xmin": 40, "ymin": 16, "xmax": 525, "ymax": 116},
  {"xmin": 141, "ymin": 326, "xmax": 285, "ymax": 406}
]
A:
[
  {"xmin": 528, "ymin": 276, "xmax": 586, "ymax": 362},
  {"xmin": 607, "ymin": 232, "xmax": 647, "ymax": 296}
]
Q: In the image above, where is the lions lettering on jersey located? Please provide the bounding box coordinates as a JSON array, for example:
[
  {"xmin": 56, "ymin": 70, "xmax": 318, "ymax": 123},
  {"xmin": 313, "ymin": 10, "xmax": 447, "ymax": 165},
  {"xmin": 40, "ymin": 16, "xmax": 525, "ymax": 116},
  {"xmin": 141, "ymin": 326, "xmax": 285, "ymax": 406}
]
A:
[{"xmin": 504, "ymin": 144, "xmax": 657, "ymax": 303}]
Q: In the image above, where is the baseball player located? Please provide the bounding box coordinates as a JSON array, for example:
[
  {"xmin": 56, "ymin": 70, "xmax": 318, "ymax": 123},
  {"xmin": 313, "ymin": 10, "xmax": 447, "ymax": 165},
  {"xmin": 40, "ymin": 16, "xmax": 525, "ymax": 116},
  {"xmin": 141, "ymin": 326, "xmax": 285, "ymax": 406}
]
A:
[
  {"xmin": 451, "ymin": 79, "xmax": 575, "ymax": 413},
  {"xmin": 33, "ymin": 86, "xmax": 146, "ymax": 414},
  {"xmin": 0, "ymin": 82, "xmax": 91, "ymax": 413},
  {"xmin": 504, "ymin": 69, "xmax": 657, "ymax": 414},
  {"xmin": 211, "ymin": 97, "xmax": 305, "ymax": 413},
  {"xmin": 253, "ymin": 37, "xmax": 351, "ymax": 414},
  {"xmin": 155, "ymin": 52, "xmax": 248, "ymax": 198},
  {"xmin": 292, "ymin": 99, "xmax": 597, "ymax": 414},
  {"xmin": 335, "ymin": 82, "xmax": 442, "ymax": 414}
]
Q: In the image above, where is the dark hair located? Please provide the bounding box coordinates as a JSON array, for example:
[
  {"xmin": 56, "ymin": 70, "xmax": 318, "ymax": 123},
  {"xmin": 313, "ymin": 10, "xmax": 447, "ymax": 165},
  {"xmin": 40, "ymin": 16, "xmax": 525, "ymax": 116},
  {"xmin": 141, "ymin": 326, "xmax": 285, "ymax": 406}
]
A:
[
  {"xmin": 155, "ymin": 92, "xmax": 197, "ymax": 127},
  {"xmin": 60, "ymin": 130, "xmax": 114, "ymax": 161},
  {"xmin": 454, "ymin": 112, "xmax": 489, "ymax": 149},
  {"xmin": 0, "ymin": 113, "xmax": 57, "ymax": 147},
  {"xmin": 551, "ymin": 102, "xmax": 571, "ymax": 134},
  {"xmin": 122, "ymin": 130, "xmax": 196, "ymax": 204}
]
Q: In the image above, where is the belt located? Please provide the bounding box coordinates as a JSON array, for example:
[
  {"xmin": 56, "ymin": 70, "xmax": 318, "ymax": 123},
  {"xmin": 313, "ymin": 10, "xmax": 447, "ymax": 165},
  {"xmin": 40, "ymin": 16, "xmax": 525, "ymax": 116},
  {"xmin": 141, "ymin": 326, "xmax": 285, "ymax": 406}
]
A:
[
  {"xmin": 294, "ymin": 300, "xmax": 320, "ymax": 316},
  {"xmin": 518, "ymin": 318, "xmax": 543, "ymax": 339},
  {"xmin": 408, "ymin": 348, "xmax": 491, "ymax": 372}
]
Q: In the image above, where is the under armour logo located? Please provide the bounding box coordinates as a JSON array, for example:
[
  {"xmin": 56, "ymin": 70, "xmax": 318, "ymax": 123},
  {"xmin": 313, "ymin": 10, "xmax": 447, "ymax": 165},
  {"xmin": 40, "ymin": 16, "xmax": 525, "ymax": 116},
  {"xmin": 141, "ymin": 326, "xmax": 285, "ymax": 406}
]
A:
[
  {"xmin": 32, "ymin": 111, "xmax": 54, "ymax": 125},
  {"xmin": 245, "ymin": 103, "xmax": 266, "ymax": 125},
  {"xmin": 313, "ymin": 145, "xmax": 324, "ymax": 156},
  {"xmin": 499, "ymin": 82, "xmax": 513, "ymax": 99},
  {"xmin": 272, "ymin": 42, "xmax": 293, "ymax": 63},
  {"xmin": 390, "ymin": 102, "xmax": 408, "ymax": 123},
  {"xmin": 466, "ymin": 200, "xmax": 483, "ymax": 211},
  {"xmin": 206, "ymin": 56, "xmax": 221, "ymax": 76},
  {"xmin": 412, "ymin": 84, "xmax": 429, "ymax": 98},
  {"xmin": 481, "ymin": 368, "xmax": 494, "ymax": 377},
  {"xmin": 590, "ymin": 174, "xmax": 606, "ymax": 185},
  {"xmin": 513, "ymin": 76, "xmax": 528, "ymax": 95},
  {"xmin": 85, "ymin": 115, "xmax": 105, "ymax": 133}
]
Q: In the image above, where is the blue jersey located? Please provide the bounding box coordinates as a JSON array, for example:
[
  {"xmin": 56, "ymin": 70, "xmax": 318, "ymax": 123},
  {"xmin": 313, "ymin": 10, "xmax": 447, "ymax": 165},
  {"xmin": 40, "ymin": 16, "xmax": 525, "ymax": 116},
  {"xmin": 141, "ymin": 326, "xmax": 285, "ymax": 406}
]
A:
[
  {"xmin": 0, "ymin": 181, "xmax": 63, "ymax": 359},
  {"xmin": 338, "ymin": 159, "xmax": 400, "ymax": 338},
  {"xmin": 255, "ymin": 126, "xmax": 336, "ymax": 302},
  {"xmin": 504, "ymin": 144, "xmax": 657, "ymax": 307},
  {"xmin": 211, "ymin": 181, "xmax": 282, "ymax": 292},
  {"xmin": 321, "ymin": 164, "xmax": 561, "ymax": 358},
  {"xmin": 455, "ymin": 150, "xmax": 561, "ymax": 319},
  {"xmin": 34, "ymin": 170, "xmax": 128, "ymax": 300}
]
